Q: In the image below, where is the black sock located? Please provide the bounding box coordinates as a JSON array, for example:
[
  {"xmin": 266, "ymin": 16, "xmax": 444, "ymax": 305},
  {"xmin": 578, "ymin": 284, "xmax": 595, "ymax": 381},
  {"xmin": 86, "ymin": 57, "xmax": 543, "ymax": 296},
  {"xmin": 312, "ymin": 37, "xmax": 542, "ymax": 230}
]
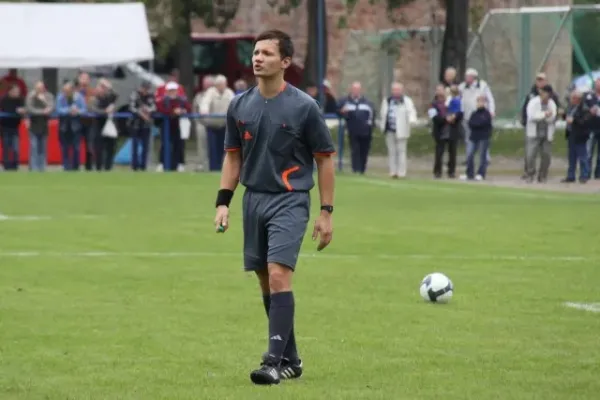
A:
[
  {"xmin": 267, "ymin": 291, "xmax": 294, "ymax": 363},
  {"xmin": 263, "ymin": 293, "xmax": 298, "ymax": 361}
]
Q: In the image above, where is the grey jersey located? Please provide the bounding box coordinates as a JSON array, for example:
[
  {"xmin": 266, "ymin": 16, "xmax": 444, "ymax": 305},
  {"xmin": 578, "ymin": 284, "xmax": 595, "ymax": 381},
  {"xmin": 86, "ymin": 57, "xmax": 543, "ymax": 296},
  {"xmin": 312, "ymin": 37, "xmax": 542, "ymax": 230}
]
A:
[{"xmin": 224, "ymin": 83, "xmax": 335, "ymax": 193}]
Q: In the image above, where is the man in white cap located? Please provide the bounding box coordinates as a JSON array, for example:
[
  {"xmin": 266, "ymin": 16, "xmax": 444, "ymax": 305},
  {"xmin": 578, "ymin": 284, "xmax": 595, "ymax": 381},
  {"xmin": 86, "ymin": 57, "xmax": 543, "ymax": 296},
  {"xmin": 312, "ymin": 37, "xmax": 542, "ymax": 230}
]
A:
[{"xmin": 458, "ymin": 68, "xmax": 495, "ymax": 164}]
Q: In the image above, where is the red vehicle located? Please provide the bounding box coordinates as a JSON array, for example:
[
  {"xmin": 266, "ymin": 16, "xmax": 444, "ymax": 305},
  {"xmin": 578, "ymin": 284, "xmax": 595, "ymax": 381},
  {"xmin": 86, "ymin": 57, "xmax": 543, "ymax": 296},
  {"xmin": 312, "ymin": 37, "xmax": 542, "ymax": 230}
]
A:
[{"xmin": 145, "ymin": 32, "xmax": 304, "ymax": 93}]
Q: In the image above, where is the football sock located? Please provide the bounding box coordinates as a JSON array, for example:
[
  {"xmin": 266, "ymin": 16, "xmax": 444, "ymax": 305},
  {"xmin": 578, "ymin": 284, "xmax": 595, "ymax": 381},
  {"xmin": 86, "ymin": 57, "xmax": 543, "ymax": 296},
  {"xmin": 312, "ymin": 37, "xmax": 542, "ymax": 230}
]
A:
[
  {"xmin": 262, "ymin": 293, "xmax": 298, "ymax": 361},
  {"xmin": 268, "ymin": 291, "xmax": 295, "ymax": 363}
]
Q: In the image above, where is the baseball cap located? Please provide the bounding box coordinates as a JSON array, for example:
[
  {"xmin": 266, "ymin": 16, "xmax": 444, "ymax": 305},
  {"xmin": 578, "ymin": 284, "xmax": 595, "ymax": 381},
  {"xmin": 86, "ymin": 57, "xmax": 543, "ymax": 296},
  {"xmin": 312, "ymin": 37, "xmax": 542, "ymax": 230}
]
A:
[{"xmin": 165, "ymin": 81, "xmax": 179, "ymax": 91}]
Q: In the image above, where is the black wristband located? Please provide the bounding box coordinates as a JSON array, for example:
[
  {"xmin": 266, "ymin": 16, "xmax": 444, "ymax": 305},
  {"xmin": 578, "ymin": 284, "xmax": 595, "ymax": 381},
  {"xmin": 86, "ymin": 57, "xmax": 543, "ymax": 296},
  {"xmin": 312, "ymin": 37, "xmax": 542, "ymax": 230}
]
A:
[{"xmin": 216, "ymin": 189, "xmax": 234, "ymax": 208}]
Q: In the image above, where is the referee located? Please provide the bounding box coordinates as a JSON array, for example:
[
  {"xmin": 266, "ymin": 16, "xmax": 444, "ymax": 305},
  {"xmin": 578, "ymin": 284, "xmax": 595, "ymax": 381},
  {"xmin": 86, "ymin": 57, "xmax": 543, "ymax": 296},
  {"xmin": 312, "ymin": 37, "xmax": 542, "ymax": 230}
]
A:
[{"xmin": 214, "ymin": 30, "xmax": 336, "ymax": 385}]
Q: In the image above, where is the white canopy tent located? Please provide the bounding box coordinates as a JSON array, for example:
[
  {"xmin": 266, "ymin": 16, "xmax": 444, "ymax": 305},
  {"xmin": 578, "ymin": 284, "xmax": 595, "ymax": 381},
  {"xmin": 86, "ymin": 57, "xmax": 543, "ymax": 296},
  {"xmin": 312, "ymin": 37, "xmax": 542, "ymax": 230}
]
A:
[{"xmin": 0, "ymin": 2, "xmax": 154, "ymax": 68}]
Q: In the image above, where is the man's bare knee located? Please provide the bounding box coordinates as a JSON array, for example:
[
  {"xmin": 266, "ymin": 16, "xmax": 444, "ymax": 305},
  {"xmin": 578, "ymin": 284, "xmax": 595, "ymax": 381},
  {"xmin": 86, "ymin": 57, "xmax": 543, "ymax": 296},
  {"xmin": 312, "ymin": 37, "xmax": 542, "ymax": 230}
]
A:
[
  {"xmin": 255, "ymin": 269, "xmax": 270, "ymax": 294},
  {"xmin": 267, "ymin": 262, "xmax": 293, "ymax": 293}
]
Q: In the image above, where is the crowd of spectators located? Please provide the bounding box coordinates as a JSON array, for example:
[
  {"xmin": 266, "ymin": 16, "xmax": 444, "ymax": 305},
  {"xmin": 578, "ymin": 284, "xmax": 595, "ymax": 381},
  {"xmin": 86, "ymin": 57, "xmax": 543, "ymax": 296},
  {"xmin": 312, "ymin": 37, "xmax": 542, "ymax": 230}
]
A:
[{"xmin": 1, "ymin": 65, "xmax": 600, "ymax": 185}]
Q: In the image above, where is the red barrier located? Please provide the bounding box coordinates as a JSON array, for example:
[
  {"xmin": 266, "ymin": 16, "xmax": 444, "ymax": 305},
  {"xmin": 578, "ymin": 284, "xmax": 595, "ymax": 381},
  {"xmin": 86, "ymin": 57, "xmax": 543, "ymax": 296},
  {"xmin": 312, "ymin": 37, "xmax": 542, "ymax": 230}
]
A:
[{"xmin": 0, "ymin": 119, "xmax": 86, "ymax": 165}]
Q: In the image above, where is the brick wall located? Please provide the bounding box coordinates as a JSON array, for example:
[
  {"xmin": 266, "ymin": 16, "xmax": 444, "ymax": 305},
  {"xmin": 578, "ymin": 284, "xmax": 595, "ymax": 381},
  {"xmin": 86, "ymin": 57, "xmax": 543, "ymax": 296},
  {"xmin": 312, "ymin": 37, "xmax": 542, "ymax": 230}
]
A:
[{"xmin": 190, "ymin": 0, "xmax": 573, "ymax": 113}]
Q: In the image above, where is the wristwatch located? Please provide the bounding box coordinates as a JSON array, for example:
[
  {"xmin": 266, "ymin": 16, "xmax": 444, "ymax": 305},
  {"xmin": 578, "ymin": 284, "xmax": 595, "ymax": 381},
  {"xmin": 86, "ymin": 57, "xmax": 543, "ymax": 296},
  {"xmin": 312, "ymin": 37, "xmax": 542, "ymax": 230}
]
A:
[{"xmin": 320, "ymin": 205, "xmax": 334, "ymax": 214}]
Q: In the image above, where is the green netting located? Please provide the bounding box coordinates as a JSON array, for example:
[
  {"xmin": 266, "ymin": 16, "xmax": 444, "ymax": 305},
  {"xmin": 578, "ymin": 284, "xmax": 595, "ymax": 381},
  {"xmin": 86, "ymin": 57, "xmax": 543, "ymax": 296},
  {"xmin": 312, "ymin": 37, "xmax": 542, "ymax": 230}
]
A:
[{"xmin": 468, "ymin": 8, "xmax": 600, "ymax": 119}]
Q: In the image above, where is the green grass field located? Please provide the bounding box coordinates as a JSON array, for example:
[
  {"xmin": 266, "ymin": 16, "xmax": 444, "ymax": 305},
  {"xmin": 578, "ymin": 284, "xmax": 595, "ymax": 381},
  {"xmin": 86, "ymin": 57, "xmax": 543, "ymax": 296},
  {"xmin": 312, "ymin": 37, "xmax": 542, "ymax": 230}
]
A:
[{"xmin": 1, "ymin": 173, "xmax": 599, "ymax": 400}]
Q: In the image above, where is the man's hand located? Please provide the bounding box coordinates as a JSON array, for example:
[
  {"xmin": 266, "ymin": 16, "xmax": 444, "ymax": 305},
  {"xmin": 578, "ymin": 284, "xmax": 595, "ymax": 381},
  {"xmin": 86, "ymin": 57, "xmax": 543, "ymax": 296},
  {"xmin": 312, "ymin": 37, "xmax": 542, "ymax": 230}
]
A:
[
  {"xmin": 214, "ymin": 205, "xmax": 230, "ymax": 233},
  {"xmin": 566, "ymin": 116, "xmax": 573, "ymax": 124},
  {"xmin": 312, "ymin": 212, "xmax": 333, "ymax": 251},
  {"xmin": 16, "ymin": 107, "xmax": 26, "ymax": 115}
]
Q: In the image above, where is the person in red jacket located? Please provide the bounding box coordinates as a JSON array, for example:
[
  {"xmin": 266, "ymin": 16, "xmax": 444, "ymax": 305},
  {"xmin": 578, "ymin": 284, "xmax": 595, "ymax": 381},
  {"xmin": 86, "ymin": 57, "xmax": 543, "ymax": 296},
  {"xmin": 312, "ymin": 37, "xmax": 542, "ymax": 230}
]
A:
[
  {"xmin": 0, "ymin": 69, "xmax": 27, "ymax": 98},
  {"xmin": 157, "ymin": 82, "xmax": 190, "ymax": 172},
  {"xmin": 155, "ymin": 69, "xmax": 186, "ymax": 104}
]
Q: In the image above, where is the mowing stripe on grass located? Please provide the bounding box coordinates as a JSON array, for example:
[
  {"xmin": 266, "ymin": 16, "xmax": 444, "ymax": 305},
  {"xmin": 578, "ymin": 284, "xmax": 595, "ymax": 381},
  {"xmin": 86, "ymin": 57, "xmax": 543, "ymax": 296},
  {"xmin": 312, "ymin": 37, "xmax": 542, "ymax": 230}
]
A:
[
  {"xmin": 0, "ymin": 250, "xmax": 591, "ymax": 262},
  {"xmin": 351, "ymin": 177, "xmax": 599, "ymax": 201},
  {"xmin": 563, "ymin": 302, "xmax": 600, "ymax": 313}
]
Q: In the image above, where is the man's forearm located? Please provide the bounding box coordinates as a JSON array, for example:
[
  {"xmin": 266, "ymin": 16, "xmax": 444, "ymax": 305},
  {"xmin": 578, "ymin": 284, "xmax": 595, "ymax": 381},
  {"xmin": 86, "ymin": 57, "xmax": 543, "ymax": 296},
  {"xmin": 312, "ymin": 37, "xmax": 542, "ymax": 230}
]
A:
[
  {"xmin": 315, "ymin": 155, "xmax": 335, "ymax": 206},
  {"xmin": 220, "ymin": 151, "xmax": 242, "ymax": 191}
]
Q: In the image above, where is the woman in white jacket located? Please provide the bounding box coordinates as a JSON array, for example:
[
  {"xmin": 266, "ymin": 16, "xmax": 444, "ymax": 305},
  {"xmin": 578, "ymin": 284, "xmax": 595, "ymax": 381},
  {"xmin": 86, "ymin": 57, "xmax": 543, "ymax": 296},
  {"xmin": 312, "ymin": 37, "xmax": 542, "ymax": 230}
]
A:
[
  {"xmin": 378, "ymin": 82, "xmax": 418, "ymax": 178},
  {"xmin": 524, "ymin": 85, "xmax": 557, "ymax": 183}
]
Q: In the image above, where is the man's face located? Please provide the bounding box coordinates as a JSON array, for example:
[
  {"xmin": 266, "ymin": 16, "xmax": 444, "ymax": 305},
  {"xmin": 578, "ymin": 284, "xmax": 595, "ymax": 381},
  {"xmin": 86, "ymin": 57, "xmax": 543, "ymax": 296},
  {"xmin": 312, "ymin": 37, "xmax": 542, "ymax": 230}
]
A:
[
  {"xmin": 465, "ymin": 74, "xmax": 475, "ymax": 85},
  {"xmin": 215, "ymin": 81, "xmax": 227, "ymax": 92},
  {"xmin": 252, "ymin": 39, "xmax": 289, "ymax": 78},
  {"xmin": 63, "ymin": 83, "xmax": 73, "ymax": 96},
  {"xmin": 8, "ymin": 86, "xmax": 20, "ymax": 97},
  {"xmin": 8, "ymin": 69, "xmax": 17, "ymax": 78},
  {"xmin": 540, "ymin": 90, "xmax": 550, "ymax": 102},
  {"xmin": 167, "ymin": 88, "xmax": 177, "ymax": 98},
  {"xmin": 444, "ymin": 68, "xmax": 456, "ymax": 83},
  {"xmin": 435, "ymin": 85, "xmax": 446, "ymax": 98},
  {"xmin": 571, "ymin": 93, "xmax": 581, "ymax": 105},
  {"xmin": 203, "ymin": 77, "xmax": 214, "ymax": 90},
  {"xmin": 391, "ymin": 84, "xmax": 403, "ymax": 97},
  {"xmin": 78, "ymin": 73, "xmax": 90, "ymax": 87},
  {"xmin": 350, "ymin": 83, "xmax": 361, "ymax": 98},
  {"xmin": 35, "ymin": 82, "xmax": 45, "ymax": 93},
  {"xmin": 594, "ymin": 79, "xmax": 600, "ymax": 93},
  {"xmin": 536, "ymin": 77, "xmax": 546, "ymax": 89}
]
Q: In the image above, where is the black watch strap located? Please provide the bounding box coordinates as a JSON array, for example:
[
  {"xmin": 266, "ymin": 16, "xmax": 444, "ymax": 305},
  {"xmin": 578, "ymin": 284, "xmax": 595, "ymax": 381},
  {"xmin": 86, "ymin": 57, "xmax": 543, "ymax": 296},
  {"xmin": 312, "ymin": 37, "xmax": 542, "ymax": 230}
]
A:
[{"xmin": 320, "ymin": 205, "xmax": 334, "ymax": 214}]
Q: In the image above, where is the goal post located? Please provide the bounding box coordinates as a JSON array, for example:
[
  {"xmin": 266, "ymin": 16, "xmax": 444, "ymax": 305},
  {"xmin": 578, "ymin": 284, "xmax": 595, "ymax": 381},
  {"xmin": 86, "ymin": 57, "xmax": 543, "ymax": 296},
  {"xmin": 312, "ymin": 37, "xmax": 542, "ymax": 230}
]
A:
[{"xmin": 466, "ymin": 5, "xmax": 600, "ymax": 120}]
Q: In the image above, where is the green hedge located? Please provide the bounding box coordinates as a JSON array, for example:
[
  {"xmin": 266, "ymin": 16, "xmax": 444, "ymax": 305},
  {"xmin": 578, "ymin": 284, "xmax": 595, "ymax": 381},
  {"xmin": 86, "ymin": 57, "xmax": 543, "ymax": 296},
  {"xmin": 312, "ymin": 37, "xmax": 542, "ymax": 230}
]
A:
[{"xmin": 330, "ymin": 127, "xmax": 570, "ymax": 158}]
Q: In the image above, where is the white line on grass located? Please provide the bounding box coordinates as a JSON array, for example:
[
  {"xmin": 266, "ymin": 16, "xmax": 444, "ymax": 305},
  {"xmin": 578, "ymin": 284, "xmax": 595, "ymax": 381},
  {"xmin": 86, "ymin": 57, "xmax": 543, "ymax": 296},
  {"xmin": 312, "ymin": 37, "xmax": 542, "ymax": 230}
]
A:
[
  {"xmin": 0, "ymin": 214, "xmax": 101, "ymax": 221},
  {"xmin": 0, "ymin": 250, "xmax": 592, "ymax": 262},
  {"xmin": 563, "ymin": 302, "xmax": 600, "ymax": 313}
]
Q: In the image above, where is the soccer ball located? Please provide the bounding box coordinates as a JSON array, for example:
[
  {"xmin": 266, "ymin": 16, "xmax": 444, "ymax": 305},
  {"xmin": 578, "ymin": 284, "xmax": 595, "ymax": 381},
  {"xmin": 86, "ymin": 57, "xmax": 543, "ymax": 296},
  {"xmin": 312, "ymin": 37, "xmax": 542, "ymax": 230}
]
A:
[{"xmin": 420, "ymin": 272, "xmax": 453, "ymax": 303}]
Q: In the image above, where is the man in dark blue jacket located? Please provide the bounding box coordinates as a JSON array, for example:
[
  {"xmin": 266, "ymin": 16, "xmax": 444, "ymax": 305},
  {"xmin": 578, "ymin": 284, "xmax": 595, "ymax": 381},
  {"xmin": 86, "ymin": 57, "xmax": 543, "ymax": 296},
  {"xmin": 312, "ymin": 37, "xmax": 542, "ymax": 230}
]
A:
[
  {"xmin": 338, "ymin": 81, "xmax": 375, "ymax": 174},
  {"xmin": 562, "ymin": 89, "xmax": 591, "ymax": 183},
  {"xmin": 464, "ymin": 95, "xmax": 493, "ymax": 180}
]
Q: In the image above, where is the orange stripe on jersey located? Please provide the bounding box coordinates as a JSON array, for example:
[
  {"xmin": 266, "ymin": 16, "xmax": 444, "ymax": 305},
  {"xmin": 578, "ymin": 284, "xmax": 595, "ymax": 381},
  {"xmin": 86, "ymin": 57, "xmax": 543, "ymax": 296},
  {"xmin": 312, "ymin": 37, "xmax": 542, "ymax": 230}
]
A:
[
  {"xmin": 225, "ymin": 147, "xmax": 241, "ymax": 152},
  {"xmin": 281, "ymin": 165, "xmax": 300, "ymax": 191},
  {"xmin": 314, "ymin": 151, "xmax": 336, "ymax": 157}
]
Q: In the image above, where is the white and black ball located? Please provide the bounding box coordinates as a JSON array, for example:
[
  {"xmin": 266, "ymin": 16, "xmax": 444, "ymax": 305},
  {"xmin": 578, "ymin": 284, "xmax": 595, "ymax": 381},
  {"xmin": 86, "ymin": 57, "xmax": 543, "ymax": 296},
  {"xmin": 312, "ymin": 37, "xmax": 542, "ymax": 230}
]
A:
[{"xmin": 420, "ymin": 272, "xmax": 454, "ymax": 303}]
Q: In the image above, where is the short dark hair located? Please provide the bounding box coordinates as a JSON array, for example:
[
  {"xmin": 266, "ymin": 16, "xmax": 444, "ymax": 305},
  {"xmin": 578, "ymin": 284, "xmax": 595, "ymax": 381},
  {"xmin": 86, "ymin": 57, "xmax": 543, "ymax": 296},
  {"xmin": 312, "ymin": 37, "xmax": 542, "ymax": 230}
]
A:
[{"xmin": 254, "ymin": 29, "xmax": 294, "ymax": 60}]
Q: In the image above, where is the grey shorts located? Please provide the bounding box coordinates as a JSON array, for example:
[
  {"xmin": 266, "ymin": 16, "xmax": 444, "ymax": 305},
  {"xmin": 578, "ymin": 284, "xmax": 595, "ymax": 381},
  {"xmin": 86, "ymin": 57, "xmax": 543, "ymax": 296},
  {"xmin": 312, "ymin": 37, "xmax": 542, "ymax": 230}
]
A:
[{"xmin": 242, "ymin": 189, "xmax": 310, "ymax": 272}]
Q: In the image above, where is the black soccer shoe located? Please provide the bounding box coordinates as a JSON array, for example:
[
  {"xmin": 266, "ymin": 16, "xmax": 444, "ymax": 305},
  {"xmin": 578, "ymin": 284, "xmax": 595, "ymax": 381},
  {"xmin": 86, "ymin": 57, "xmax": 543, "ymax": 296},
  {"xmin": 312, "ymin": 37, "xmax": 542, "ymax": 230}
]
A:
[
  {"xmin": 280, "ymin": 357, "xmax": 303, "ymax": 380},
  {"xmin": 250, "ymin": 354, "xmax": 281, "ymax": 385}
]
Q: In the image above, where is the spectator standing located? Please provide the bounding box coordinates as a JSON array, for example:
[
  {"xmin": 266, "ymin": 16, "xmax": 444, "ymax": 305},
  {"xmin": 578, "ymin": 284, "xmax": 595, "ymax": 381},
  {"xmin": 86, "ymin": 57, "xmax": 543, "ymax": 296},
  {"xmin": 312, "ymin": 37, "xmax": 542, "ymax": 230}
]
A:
[
  {"xmin": 56, "ymin": 81, "xmax": 87, "ymax": 171},
  {"xmin": 25, "ymin": 81, "xmax": 54, "ymax": 171},
  {"xmin": 520, "ymin": 72, "xmax": 561, "ymax": 179},
  {"xmin": 441, "ymin": 67, "xmax": 458, "ymax": 99},
  {"xmin": 306, "ymin": 81, "xmax": 337, "ymax": 114},
  {"xmin": 524, "ymin": 85, "xmax": 557, "ymax": 183},
  {"xmin": 157, "ymin": 82, "xmax": 190, "ymax": 172},
  {"xmin": 200, "ymin": 74, "xmax": 235, "ymax": 171},
  {"xmin": 155, "ymin": 69, "xmax": 187, "ymax": 103},
  {"xmin": 76, "ymin": 72, "xmax": 96, "ymax": 171},
  {"xmin": 459, "ymin": 68, "xmax": 495, "ymax": 164},
  {"xmin": 192, "ymin": 75, "xmax": 214, "ymax": 171},
  {"xmin": 429, "ymin": 84, "xmax": 462, "ymax": 178},
  {"xmin": 338, "ymin": 81, "xmax": 375, "ymax": 174},
  {"xmin": 585, "ymin": 78, "xmax": 600, "ymax": 179},
  {"xmin": 90, "ymin": 79, "xmax": 118, "ymax": 171},
  {"xmin": 128, "ymin": 81, "xmax": 156, "ymax": 171},
  {"xmin": 562, "ymin": 89, "xmax": 591, "ymax": 183},
  {"xmin": 462, "ymin": 95, "xmax": 493, "ymax": 181},
  {"xmin": 378, "ymin": 82, "xmax": 417, "ymax": 178},
  {"xmin": 0, "ymin": 84, "xmax": 26, "ymax": 171},
  {"xmin": 0, "ymin": 69, "xmax": 27, "ymax": 98}
]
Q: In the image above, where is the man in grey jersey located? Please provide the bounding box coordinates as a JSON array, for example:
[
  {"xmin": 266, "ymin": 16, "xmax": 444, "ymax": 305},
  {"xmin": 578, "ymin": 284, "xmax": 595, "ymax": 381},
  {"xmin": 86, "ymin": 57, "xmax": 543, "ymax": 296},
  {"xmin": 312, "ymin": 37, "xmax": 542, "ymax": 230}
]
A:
[{"xmin": 213, "ymin": 29, "xmax": 336, "ymax": 385}]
